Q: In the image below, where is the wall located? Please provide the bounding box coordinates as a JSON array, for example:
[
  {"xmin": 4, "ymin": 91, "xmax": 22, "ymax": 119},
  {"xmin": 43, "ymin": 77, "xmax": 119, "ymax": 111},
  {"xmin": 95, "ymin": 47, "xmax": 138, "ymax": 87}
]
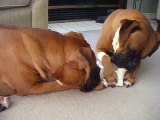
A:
[
  {"xmin": 127, "ymin": 0, "xmax": 159, "ymax": 18},
  {"xmin": 157, "ymin": 0, "xmax": 160, "ymax": 19}
]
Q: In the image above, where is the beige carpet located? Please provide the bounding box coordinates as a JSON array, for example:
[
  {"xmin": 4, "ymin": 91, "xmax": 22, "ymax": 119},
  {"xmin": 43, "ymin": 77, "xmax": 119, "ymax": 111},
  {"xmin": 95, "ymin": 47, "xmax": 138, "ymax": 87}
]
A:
[{"xmin": 1, "ymin": 30, "xmax": 160, "ymax": 120}]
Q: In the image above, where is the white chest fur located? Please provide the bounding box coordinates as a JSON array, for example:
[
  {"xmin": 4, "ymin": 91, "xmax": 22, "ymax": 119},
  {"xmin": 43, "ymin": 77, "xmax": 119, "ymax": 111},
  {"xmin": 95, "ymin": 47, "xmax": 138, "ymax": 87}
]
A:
[
  {"xmin": 97, "ymin": 26, "xmax": 127, "ymax": 87},
  {"xmin": 112, "ymin": 27, "xmax": 120, "ymax": 53}
]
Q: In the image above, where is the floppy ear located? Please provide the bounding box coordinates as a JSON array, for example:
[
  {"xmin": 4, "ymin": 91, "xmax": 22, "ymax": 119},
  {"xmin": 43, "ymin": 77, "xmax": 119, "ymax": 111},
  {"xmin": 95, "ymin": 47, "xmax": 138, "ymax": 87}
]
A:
[
  {"xmin": 68, "ymin": 59, "xmax": 89, "ymax": 70},
  {"xmin": 141, "ymin": 31, "xmax": 160, "ymax": 58},
  {"xmin": 119, "ymin": 19, "xmax": 140, "ymax": 42},
  {"xmin": 68, "ymin": 47, "xmax": 92, "ymax": 69},
  {"xmin": 68, "ymin": 47, "xmax": 94, "ymax": 80},
  {"xmin": 64, "ymin": 31, "xmax": 85, "ymax": 40}
]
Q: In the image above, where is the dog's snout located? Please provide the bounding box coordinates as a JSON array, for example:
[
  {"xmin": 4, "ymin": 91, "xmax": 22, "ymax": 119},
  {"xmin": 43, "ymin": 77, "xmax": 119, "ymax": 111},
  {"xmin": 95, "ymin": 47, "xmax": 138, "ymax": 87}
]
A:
[
  {"xmin": 111, "ymin": 53, "xmax": 139, "ymax": 71},
  {"xmin": 80, "ymin": 66, "xmax": 101, "ymax": 92}
]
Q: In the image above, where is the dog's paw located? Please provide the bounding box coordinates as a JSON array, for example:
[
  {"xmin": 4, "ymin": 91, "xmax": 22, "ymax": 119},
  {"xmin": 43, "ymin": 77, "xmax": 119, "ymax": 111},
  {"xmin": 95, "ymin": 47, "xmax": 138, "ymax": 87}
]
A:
[
  {"xmin": 0, "ymin": 96, "xmax": 11, "ymax": 112},
  {"xmin": 108, "ymin": 81, "xmax": 117, "ymax": 87},
  {"xmin": 105, "ymin": 74, "xmax": 117, "ymax": 88},
  {"xmin": 0, "ymin": 104, "xmax": 7, "ymax": 112},
  {"xmin": 124, "ymin": 81, "xmax": 134, "ymax": 88},
  {"xmin": 102, "ymin": 79, "xmax": 108, "ymax": 87}
]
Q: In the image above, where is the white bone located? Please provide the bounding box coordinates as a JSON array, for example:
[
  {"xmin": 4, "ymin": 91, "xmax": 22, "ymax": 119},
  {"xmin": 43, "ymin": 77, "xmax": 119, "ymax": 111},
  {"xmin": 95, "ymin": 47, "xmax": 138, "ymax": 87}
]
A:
[{"xmin": 115, "ymin": 68, "xmax": 127, "ymax": 87}]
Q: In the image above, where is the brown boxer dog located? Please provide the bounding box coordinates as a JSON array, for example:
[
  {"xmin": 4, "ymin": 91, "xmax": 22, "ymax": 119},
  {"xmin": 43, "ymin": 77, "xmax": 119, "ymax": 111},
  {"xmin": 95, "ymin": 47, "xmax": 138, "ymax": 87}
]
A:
[
  {"xmin": 96, "ymin": 9, "xmax": 160, "ymax": 87},
  {"xmin": 0, "ymin": 25, "xmax": 104, "ymax": 99}
]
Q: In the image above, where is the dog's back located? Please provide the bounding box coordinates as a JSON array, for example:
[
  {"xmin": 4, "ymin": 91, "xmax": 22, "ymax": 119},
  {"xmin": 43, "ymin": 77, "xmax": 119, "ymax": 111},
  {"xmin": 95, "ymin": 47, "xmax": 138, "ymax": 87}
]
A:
[{"xmin": 0, "ymin": 26, "xmax": 101, "ymax": 96}]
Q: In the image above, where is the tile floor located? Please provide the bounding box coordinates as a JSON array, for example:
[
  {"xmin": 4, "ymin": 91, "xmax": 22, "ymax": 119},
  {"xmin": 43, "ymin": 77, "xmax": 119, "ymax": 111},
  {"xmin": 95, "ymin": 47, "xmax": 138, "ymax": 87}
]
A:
[
  {"xmin": 48, "ymin": 20, "xmax": 103, "ymax": 33},
  {"xmin": 48, "ymin": 20, "xmax": 158, "ymax": 34}
]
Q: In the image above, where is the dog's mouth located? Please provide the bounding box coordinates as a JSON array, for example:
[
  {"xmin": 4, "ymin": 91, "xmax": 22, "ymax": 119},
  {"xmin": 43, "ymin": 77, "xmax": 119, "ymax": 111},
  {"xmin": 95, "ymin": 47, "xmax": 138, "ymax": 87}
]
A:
[
  {"xmin": 80, "ymin": 66, "xmax": 101, "ymax": 92},
  {"xmin": 111, "ymin": 49, "xmax": 140, "ymax": 72}
]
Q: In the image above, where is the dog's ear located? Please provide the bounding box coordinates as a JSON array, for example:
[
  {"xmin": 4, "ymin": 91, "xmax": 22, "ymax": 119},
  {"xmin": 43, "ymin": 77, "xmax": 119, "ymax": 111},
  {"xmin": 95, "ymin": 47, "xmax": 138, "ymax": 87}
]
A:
[
  {"xmin": 68, "ymin": 47, "xmax": 95, "ymax": 80},
  {"xmin": 141, "ymin": 31, "xmax": 160, "ymax": 58},
  {"xmin": 65, "ymin": 32, "xmax": 91, "ymax": 47},
  {"xmin": 64, "ymin": 31, "xmax": 85, "ymax": 40},
  {"xmin": 68, "ymin": 59, "xmax": 89, "ymax": 70},
  {"xmin": 119, "ymin": 19, "xmax": 140, "ymax": 42},
  {"xmin": 68, "ymin": 47, "xmax": 92, "ymax": 69}
]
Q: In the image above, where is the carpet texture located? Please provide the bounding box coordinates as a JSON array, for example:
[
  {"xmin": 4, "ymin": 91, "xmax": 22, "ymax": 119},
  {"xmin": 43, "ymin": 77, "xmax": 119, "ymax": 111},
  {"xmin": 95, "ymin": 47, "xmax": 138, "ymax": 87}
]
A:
[{"xmin": 1, "ymin": 30, "xmax": 160, "ymax": 120}]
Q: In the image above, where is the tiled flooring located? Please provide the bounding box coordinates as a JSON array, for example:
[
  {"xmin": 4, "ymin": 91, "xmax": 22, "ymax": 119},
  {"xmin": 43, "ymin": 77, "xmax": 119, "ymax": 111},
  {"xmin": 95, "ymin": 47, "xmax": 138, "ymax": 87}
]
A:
[
  {"xmin": 48, "ymin": 20, "xmax": 103, "ymax": 33},
  {"xmin": 48, "ymin": 20, "xmax": 158, "ymax": 33}
]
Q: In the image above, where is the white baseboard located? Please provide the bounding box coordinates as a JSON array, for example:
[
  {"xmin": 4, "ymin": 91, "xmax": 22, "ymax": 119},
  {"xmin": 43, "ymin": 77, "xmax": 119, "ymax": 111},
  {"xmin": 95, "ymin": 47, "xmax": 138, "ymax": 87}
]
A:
[{"xmin": 143, "ymin": 13, "xmax": 157, "ymax": 19}]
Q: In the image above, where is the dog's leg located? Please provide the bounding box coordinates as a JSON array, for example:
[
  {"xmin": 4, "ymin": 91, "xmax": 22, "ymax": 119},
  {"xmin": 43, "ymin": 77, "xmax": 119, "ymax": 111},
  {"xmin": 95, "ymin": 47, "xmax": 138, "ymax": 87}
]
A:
[
  {"xmin": 124, "ymin": 64, "xmax": 140, "ymax": 87},
  {"xmin": 28, "ymin": 80, "xmax": 77, "ymax": 95},
  {"xmin": 97, "ymin": 52, "xmax": 117, "ymax": 87},
  {"xmin": 0, "ymin": 82, "xmax": 14, "ymax": 96}
]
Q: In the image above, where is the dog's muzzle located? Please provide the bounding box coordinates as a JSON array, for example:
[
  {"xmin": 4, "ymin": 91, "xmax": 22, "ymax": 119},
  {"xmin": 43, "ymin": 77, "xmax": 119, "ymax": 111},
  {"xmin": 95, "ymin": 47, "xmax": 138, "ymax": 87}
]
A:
[
  {"xmin": 111, "ymin": 50, "xmax": 140, "ymax": 72},
  {"xmin": 80, "ymin": 66, "xmax": 101, "ymax": 92}
]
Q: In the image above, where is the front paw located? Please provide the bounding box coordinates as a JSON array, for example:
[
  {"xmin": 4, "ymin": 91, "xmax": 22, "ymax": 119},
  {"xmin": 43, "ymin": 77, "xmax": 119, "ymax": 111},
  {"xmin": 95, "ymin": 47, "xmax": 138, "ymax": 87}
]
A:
[
  {"xmin": 108, "ymin": 81, "xmax": 117, "ymax": 87},
  {"xmin": 100, "ymin": 68, "xmax": 116, "ymax": 87},
  {"xmin": 124, "ymin": 80, "xmax": 134, "ymax": 88},
  {"xmin": 0, "ymin": 96, "xmax": 11, "ymax": 112},
  {"xmin": 105, "ymin": 73, "xmax": 117, "ymax": 87},
  {"xmin": 124, "ymin": 72, "xmax": 135, "ymax": 88}
]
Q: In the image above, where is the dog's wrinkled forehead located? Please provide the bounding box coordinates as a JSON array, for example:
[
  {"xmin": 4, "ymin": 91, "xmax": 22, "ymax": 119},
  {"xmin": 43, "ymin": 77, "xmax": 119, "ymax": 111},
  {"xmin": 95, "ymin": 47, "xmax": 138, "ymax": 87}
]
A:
[
  {"xmin": 112, "ymin": 19, "xmax": 140, "ymax": 53},
  {"xmin": 111, "ymin": 19, "xmax": 141, "ymax": 71},
  {"xmin": 111, "ymin": 48, "xmax": 140, "ymax": 71}
]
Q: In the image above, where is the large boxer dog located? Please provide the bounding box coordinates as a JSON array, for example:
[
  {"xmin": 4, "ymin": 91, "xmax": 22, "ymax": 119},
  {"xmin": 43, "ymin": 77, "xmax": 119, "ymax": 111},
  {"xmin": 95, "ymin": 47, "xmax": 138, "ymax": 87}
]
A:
[
  {"xmin": 96, "ymin": 9, "xmax": 160, "ymax": 87},
  {"xmin": 0, "ymin": 25, "xmax": 103, "ymax": 111}
]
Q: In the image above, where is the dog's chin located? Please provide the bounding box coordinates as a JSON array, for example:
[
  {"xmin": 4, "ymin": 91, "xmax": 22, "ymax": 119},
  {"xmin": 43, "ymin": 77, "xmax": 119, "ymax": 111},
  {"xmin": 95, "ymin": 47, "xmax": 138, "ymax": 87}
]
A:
[
  {"xmin": 80, "ymin": 66, "xmax": 101, "ymax": 92},
  {"xmin": 111, "ymin": 53, "xmax": 140, "ymax": 72}
]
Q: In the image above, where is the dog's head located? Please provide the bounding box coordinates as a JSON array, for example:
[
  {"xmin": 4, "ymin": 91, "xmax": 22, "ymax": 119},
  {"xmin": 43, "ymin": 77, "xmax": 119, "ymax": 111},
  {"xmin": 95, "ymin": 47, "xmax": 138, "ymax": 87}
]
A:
[
  {"xmin": 65, "ymin": 32, "xmax": 101, "ymax": 92},
  {"xmin": 77, "ymin": 47, "xmax": 101, "ymax": 92},
  {"xmin": 111, "ymin": 19, "xmax": 160, "ymax": 71}
]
